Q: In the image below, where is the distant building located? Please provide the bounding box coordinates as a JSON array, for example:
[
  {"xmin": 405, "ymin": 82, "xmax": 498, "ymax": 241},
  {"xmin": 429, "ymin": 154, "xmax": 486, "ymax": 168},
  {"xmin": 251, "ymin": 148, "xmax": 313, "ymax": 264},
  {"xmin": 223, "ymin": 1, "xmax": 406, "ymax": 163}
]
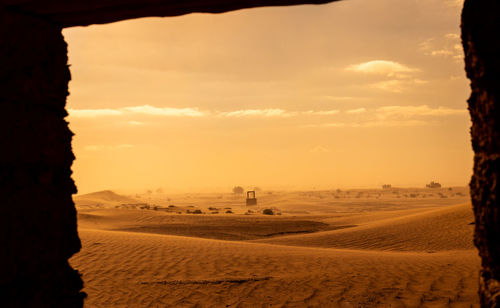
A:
[
  {"xmin": 382, "ymin": 184, "xmax": 392, "ymax": 189},
  {"xmin": 246, "ymin": 191, "xmax": 257, "ymax": 206},
  {"xmin": 426, "ymin": 181, "xmax": 442, "ymax": 188}
]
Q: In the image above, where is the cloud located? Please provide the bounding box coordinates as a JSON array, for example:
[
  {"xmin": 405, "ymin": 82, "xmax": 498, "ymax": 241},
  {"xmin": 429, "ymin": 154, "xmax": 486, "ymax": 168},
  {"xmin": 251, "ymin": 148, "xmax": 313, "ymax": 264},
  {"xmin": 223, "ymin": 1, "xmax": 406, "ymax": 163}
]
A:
[
  {"xmin": 345, "ymin": 108, "xmax": 366, "ymax": 114},
  {"xmin": 68, "ymin": 108, "xmax": 123, "ymax": 118},
  {"xmin": 301, "ymin": 122, "xmax": 345, "ymax": 128},
  {"xmin": 319, "ymin": 96, "xmax": 358, "ymax": 101},
  {"xmin": 370, "ymin": 79, "xmax": 428, "ymax": 93},
  {"xmin": 346, "ymin": 60, "xmax": 418, "ymax": 77},
  {"xmin": 303, "ymin": 110, "xmax": 339, "ymax": 115},
  {"xmin": 68, "ymin": 105, "xmax": 207, "ymax": 118},
  {"xmin": 303, "ymin": 120, "xmax": 426, "ymax": 128},
  {"xmin": 420, "ymin": 34, "xmax": 463, "ymax": 62},
  {"xmin": 218, "ymin": 109, "xmax": 296, "ymax": 118},
  {"xmin": 376, "ymin": 105, "xmax": 466, "ymax": 119},
  {"xmin": 301, "ymin": 105, "xmax": 465, "ymax": 129},
  {"xmin": 309, "ymin": 146, "xmax": 330, "ymax": 153},
  {"xmin": 122, "ymin": 105, "xmax": 206, "ymax": 117},
  {"xmin": 346, "ymin": 60, "xmax": 425, "ymax": 93},
  {"xmin": 127, "ymin": 121, "xmax": 144, "ymax": 126}
]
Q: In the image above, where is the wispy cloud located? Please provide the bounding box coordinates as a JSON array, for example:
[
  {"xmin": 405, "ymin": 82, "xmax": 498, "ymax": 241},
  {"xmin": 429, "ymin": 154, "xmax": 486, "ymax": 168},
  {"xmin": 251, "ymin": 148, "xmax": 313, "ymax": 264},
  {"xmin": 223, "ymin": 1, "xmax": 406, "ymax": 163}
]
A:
[
  {"xmin": 376, "ymin": 105, "xmax": 466, "ymax": 119},
  {"xmin": 303, "ymin": 120, "xmax": 427, "ymax": 128},
  {"xmin": 345, "ymin": 108, "xmax": 366, "ymax": 114},
  {"xmin": 302, "ymin": 105, "xmax": 466, "ymax": 128},
  {"xmin": 218, "ymin": 109, "xmax": 296, "ymax": 118},
  {"xmin": 420, "ymin": 34, "xmax": 463, "ymax": 62},
  {"xmin": 309, "ymin": 146, "xmax": 330, "ymax": 153},
  {"xmin": 346, "ymin": 60, "xmax": 418, "ymax": 77},
  {"xmin": 319, "ymin": 96, "xmax": 358, "ymax": 101},
  {"xmin": 303, "ymin": 110, "xmax": 339, "ymax": 116},
  {"xmin": 127, "ymin": 121, "xmax": 144, "ymax": 126},
  {"xmin": 346, "ymin": 60, "xmax": 425, "ymax": 93},
  {"xmin": 68, "ymin": 105, "xmax": 207, "ymax": 118},
  {"xmin": 122, "ymin": 105, "xmax": 206, "ymax": 117},
  {"xmin": 68, "ymin": 108, "xmax": 123, "ymax": 118},
  {"xmin": 370, "ymin": 79, "xmax": 428, "ymax": 93}
]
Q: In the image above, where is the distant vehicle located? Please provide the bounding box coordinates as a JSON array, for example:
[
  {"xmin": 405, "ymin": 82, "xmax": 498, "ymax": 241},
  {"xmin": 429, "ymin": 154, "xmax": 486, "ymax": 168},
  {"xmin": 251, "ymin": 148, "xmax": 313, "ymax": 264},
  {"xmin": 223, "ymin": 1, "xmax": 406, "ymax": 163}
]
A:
[
  {"xmin": 246, "ymin": 191, "xmax": 257, "ymax": 206},
  {"xmin": 382, "ymin": 184, "xmax": 392, "ymax": 189},
  {"xmin": 426, "ymin": 181, "xmax": 442, "ymax": 188}
]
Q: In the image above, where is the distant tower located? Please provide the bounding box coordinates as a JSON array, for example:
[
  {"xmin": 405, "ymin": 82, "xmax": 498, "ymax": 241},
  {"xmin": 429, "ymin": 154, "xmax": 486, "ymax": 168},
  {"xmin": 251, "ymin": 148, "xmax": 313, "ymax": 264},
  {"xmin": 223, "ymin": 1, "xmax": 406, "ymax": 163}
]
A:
[{"xmin": 246, "ymin": 191, "xmax": 257, "ymax": 206}]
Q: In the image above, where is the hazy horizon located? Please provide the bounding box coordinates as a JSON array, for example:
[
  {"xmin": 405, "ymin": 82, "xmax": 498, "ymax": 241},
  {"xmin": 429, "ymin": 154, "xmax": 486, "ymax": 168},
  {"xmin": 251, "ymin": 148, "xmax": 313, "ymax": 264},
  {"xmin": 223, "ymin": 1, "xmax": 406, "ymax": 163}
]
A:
[{"xmin": 63, "ymin": 0, "xmax": 471, "ymax": 194}]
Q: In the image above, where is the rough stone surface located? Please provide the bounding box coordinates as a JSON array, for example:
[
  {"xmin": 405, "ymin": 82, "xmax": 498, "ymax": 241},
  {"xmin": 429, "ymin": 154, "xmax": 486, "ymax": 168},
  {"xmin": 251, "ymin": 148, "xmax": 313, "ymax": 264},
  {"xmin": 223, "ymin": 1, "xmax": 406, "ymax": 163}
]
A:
[
  {"xmin": 0, "ymin": 0, "xmax": 336, "ymax": 27},
  {"xmin": 0, "ymin": 7, "xmax": 85, "ymax": 307},
  {"xmin": 462, "ymin": 0, "xmax": 500, "ymax": 306}
]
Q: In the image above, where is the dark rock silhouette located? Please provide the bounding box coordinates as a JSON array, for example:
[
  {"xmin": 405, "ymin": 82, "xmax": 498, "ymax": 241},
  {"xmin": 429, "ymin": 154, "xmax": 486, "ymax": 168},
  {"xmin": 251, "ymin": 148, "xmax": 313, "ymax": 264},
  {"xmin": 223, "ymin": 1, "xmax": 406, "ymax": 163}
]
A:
[
  {"xmin": 0, "ymin": 0, "xmax": 498, "ymax": 306},
  {"xmin": 462, "ymin": 1, "xmax": 500, "ymax": 306},
  {"xmin": 0, "ymin": 7, "xmax": 85, "ymax": 307}
]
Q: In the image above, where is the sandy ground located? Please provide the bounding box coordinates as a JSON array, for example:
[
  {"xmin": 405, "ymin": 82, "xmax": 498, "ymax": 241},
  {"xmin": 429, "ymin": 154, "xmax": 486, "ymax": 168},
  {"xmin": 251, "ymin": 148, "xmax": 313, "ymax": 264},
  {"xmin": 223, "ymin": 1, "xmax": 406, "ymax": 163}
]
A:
[{"xmin": 70, "ymin": 187, "xmax": 480, "ymax": 307}]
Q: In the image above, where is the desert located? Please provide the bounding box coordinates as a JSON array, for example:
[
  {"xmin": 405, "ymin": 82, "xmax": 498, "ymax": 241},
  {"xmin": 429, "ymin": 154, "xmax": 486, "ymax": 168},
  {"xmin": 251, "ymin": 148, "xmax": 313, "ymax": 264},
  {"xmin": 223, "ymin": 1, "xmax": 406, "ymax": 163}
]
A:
[{"xmin": 70, "ymin": 186, "xmax": 479, "ymax": 307}]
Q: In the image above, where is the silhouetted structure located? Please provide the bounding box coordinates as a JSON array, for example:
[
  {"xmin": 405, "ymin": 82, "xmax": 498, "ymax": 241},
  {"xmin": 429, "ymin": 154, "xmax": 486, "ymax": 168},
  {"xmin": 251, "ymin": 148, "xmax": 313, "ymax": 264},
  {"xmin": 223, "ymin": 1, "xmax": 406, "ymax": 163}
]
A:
[
  {"xmin": 246, "ymin": 191, "xmax": 257, "ymax": 206},
  {"xmin": 382, "ymin": 184, "xmax": 392, "ymax": 189},
  {"xmin": 426, "ymin": 181, "xmax": 442, "ymax": 189}
]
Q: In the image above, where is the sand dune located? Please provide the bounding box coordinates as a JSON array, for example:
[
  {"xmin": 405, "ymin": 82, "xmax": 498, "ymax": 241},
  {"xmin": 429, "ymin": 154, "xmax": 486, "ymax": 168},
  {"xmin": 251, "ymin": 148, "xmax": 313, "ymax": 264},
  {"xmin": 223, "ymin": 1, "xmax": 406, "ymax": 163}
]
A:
[
  {"xmin": 70, "ymin": 189, "xmax": 479, "ymax": 307},
  {"xmin": 74, "ymin": 190, "xmax": 140, "ymax": 208},
  {"xmin": 71, "ymin": 229, "xmax": 479, "ymax": 307},
  {"xmin": 255, "ymin": 203, "xmax": 475, "ymax": 252}
]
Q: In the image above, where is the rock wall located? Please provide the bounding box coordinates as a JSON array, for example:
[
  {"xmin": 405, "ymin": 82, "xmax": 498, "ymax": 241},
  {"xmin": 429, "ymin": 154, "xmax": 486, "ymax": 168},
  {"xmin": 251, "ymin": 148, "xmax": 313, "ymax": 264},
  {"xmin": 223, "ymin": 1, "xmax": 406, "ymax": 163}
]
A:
[
  {"xmin": 462, "ymin": 1, "xmax": 500, "ymax": 306},
  {"xmin": 0, "ymin": 8, "xmax": 85, "ymax": 307}
]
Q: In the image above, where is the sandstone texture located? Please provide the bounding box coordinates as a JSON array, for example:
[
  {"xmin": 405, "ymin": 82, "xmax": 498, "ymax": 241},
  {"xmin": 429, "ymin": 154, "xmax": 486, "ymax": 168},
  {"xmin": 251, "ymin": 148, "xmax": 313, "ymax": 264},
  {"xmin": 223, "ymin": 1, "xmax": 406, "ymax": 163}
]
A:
[{"xmin": 462, "ymin": 0, "xmax": 500, "ymax": 306}]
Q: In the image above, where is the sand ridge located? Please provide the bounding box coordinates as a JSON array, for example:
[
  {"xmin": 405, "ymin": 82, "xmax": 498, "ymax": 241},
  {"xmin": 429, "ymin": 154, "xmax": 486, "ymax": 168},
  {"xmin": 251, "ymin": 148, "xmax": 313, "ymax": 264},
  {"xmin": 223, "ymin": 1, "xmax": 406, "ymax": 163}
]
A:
[{"xmin": 70, "ymin": 188, "xmax": 479, "ymax": 307}]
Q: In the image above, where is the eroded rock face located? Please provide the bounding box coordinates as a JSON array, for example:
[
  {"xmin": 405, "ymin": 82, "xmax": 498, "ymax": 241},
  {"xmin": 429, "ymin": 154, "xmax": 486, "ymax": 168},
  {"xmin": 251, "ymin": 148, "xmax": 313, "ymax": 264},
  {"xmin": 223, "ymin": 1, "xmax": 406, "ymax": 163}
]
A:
[
  {"xmin": 462, "ymin": 1, "xmax": 500, "ymax": 306},
  {"xmin": 0, "ymin": 0, "xmax": 335, "ymax": 27},
  {"xmin": 0, "ymin": 8, "xmax": 85, "ymax": 307}
]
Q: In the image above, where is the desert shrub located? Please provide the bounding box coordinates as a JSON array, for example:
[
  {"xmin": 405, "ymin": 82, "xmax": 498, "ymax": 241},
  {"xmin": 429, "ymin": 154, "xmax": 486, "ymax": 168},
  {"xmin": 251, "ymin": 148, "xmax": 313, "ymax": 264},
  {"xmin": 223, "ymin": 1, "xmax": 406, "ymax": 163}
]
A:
[
  {"xmin": 153, "ymin": 206, "xmax": 158, "ymax": 211},
  {"xmin": 193, "ymin": 209, "xmax": 202, "ymax": 214},
  {"xmin": 211, "ymin": 211, "xmax": 219, "ymax": 214},
  {"xmin": 168, "ymin": 205, "xmax": 176, "ymax": 208},
  {"xmin": 263, "ymin": 209, "xmax": 274, "ymax": 215},
  {"xmin": 225, "ymin": 210, "xmax": 233, "ymax": 214},
  {"xmin": 232, "ymin": 186, "xmax": 244, "ymax": 194},
  {"xmin": 208, "ymin": 207, "xmax": 217, "ymax": 211}
]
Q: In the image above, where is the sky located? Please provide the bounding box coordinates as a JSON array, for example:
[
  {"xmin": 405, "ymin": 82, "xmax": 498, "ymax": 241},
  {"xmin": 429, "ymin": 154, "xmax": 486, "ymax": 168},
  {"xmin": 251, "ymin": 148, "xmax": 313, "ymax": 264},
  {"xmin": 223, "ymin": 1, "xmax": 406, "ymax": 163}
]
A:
[{"xmin": 63, "ymin": 0, "xmax": 470, "ymax": 194}]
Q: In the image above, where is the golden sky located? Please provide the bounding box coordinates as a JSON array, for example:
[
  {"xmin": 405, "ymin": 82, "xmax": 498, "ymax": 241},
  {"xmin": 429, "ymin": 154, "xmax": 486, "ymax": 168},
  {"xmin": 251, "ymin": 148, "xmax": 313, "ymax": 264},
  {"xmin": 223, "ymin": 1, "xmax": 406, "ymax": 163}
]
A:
[{"xmin": 63, "ymin": 0, "xmax": 470, "ymax": 194}]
